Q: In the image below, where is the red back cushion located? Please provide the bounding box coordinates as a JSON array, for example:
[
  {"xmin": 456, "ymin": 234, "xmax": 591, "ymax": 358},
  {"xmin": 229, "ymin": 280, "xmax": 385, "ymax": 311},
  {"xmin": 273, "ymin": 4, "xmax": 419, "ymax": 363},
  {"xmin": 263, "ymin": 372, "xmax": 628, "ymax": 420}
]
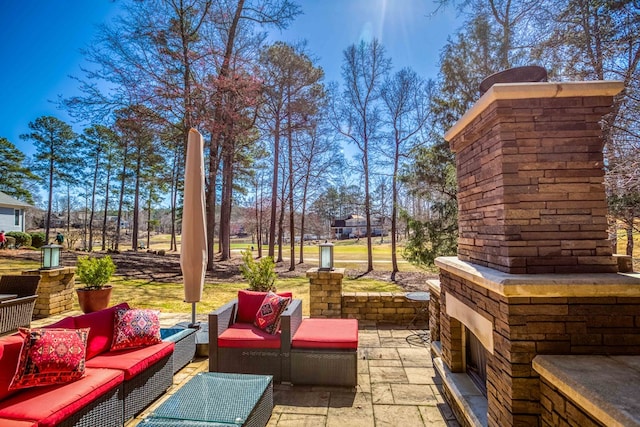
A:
[
  {"xmin": 44, "ymin": 316, "xmax": 76, "ymax": 329},
  {"xmin": 0, "ymin": 335, "xmax": 26, "ymax": 401},
  {"xmin": 74, "ymin": 302, "xmax": 130, "ymax": 359},
  {"xmin": 237, "ymin": 290, "xmax": 292, "ymax": 323}
]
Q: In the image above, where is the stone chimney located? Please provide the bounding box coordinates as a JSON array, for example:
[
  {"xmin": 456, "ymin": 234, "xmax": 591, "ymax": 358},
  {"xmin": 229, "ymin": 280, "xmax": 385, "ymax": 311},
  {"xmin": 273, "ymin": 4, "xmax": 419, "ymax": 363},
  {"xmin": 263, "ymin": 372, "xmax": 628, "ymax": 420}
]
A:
[{"xmin": 445, "ymin": 82, "xmax": 624, "ymax": 274}]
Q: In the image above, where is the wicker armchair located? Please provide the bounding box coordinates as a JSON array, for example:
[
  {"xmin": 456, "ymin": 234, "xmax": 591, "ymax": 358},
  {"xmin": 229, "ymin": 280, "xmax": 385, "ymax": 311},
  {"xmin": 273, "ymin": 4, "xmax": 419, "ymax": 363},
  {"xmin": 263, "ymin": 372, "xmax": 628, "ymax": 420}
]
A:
[
  {"xmin": 209, "ymin": 298, "xmax": 303, "ymax": 382},
  {"xmin": 0, "ymin": 275, "xmax": 40, "ymax": 335},
  {"xmin": 0, "ymin": 275, "xmax": 40, "ymax": 297}
]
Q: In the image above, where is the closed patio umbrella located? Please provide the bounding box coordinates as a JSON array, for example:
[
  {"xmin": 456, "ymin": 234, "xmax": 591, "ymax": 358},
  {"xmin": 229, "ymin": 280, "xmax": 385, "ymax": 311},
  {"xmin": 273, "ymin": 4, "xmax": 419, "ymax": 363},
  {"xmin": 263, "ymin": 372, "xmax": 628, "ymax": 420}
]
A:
[{"xmin": 180, "ymin": 128, "xmax": 208, "ymax": 326}]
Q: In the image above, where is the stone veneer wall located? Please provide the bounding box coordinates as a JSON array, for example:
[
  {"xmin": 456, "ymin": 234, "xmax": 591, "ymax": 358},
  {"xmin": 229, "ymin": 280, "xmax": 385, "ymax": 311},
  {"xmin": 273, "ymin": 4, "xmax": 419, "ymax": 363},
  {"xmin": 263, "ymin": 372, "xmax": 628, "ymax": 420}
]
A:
[
  {"xmin": 439, "ymin": 265, "xmax": 640, "ymax": 426},
  {"xmin": 538, "ymin": 379, "xmax": 602, "ymax": 427},
  {"xmin": 23, "ymin": 267, "xmax": 76, "ymax": 318},
  {"xmin": 342, "ymin": 292, "xmax": 425, "ymax": 325},
  {"xmin": 446, "ymin": 83, "xmax": 622, "ymax": 274}
]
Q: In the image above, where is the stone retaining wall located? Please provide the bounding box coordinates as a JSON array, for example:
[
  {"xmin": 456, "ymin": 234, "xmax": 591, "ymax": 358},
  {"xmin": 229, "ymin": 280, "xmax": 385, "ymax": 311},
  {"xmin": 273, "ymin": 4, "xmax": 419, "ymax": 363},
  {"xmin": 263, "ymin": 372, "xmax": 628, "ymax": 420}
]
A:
[{"xmin": 342, "ymin": 292, "xmax": 425, "ymax": 325}]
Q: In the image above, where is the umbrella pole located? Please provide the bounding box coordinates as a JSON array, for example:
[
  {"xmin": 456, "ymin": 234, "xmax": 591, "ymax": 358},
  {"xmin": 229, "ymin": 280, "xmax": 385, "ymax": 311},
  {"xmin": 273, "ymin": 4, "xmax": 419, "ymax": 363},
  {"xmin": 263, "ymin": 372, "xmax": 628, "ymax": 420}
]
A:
[{"xmin": 189, "ymin": 303, "xmax": 199, "ymax": 329}]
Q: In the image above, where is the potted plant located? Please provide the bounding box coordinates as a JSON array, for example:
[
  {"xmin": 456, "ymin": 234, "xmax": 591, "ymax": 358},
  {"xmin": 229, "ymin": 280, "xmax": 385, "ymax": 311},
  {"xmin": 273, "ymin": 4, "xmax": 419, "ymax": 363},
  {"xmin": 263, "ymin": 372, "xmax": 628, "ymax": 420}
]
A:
[
  {"xmin": 239, "ymin": 250, "xmax": 276, "ymax": 292},
  {"xmin": 75, "ymin": 255, "xmax": 116, "ymax": 313}
]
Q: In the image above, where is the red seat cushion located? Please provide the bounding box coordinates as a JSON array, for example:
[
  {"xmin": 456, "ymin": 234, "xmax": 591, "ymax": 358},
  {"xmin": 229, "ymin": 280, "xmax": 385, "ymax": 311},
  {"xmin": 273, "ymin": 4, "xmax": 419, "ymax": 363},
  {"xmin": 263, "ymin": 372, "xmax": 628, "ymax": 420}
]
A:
[
  {"xmin": 74, "ymin": 302, "xmax": 130, "ymax": 359},
  {"xmin": 0, "ymin": 368, "xmax": 123, "ymax": 427},
  {"xmin": 0, "ymin": 336, "xmax": 26, "ymax": 401},
  {"xmin": 0, "ymin": 418, "xmax": 37, "ymax": 426},
  {"xmin": 218, "ymin": 323, "xmax": 281, "ymax": 349},
  {"xmin": 237, "ymin": 290, "xmax": 292, "ymax": 323},
  {"xmin": 85, "ymin": 342, "xmax": 173, "ymax": 380},
  {"xmin": 292, "ymin": 319, "xmax": 359, "ymax": 349}
]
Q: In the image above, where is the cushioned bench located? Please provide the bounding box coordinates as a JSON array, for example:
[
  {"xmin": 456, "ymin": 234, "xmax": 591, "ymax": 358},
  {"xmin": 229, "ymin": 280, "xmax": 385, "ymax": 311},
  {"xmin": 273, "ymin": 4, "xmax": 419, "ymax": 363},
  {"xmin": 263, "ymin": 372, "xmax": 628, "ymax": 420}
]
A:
[{"xmin": 290, "ymin": 318, "xmax": 358, "ymax": 387}]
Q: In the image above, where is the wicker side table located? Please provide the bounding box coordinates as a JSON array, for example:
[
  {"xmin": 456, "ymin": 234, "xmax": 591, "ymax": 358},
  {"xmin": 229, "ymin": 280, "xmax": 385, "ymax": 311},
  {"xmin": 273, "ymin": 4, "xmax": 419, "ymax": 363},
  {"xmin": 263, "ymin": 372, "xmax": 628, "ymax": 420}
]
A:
[
  {"xmin": 142, "ymin": 372, "xmax": 273, "ymax": 427},
  {"xmin": 161, "ymin": 328, "xmax": 197, "ymax": 374}
]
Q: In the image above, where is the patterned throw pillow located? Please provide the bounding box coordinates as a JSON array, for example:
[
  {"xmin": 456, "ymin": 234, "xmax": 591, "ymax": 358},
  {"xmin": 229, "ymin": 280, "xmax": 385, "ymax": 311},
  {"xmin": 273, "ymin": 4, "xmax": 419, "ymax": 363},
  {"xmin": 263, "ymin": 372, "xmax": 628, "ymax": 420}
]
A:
[
  {"xmin": 111, "ymin": 308, "xmax": 162, "ymax": 351},
  {"xmin": 9, "ymin": 328, "xmax": 89, "ymax": 390},
  {"xmin": 254, "ymin": 292, "xmax": 291, "ymax": 335}
]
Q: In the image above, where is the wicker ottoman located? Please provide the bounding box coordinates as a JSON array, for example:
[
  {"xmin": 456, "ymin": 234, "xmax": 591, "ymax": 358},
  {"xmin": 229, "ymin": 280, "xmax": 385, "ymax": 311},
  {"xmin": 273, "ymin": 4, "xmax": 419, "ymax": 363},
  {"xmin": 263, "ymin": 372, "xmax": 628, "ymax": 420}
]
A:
[
  {"xmin": 161, "ymin": 328, "xmax": 197, "ymax": 374},
  {"xmin": 290, "ymin": 318, "xmax": 358, "ymax": 387}
]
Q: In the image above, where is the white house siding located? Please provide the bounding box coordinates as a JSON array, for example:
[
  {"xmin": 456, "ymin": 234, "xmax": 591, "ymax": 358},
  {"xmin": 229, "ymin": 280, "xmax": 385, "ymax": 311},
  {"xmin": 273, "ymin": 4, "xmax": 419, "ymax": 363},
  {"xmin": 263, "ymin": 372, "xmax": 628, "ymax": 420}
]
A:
[{"xmin": 0, "ymin": 191, "xmax": 32, "ymax": 233}]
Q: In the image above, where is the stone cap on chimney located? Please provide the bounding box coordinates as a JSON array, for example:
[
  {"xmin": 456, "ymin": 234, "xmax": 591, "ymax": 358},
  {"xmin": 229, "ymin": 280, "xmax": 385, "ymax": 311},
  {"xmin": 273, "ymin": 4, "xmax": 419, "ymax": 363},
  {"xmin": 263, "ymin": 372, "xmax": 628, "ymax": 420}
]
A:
[{"xmin": 444, "ymin": 80, "xmax": 625, "ymax": 143}]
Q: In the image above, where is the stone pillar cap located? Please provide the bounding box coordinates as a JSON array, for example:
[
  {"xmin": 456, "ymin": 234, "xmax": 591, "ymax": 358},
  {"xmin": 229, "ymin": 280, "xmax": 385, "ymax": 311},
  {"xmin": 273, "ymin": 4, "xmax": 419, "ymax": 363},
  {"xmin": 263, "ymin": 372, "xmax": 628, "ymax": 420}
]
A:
[{"xmin": 445, "ymin": 80, "xmax": 624, "ymax": 143}]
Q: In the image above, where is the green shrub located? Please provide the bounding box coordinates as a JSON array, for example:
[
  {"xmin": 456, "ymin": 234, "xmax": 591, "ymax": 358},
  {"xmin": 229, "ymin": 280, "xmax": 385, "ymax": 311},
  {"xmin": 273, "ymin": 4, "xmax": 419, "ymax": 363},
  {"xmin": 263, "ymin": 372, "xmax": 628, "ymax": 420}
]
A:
[
  {"xmin": 5, "ymin": 236, "xmax": 16, "ymax": 248},
  {"xmin": 30, "ymin": 232, "xmax": 46, "ymax": 248},
  {"xmin": 6, "ymin": 232, "xmax": 31, "ymax": 248},
  {"xmin": 239, "ymin": 250, "xmax": 276, "ymax": 292},
  {"xmin": 76, "ymin": 256, "xmax": 116, "ymax": 290}
]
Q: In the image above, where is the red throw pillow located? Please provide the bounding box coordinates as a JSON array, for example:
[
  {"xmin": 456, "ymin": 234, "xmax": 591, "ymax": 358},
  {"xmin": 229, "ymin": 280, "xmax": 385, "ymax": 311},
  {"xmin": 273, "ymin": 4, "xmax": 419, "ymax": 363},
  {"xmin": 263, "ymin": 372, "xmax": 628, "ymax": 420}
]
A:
[
  {"xmin": 9, "ymin": 328, "xmax": 89, "ymax": 390},
  {"xmin": 254, "ymin": 292, "xmax": 291, "ymax": 335},
  {"xmin": 111, "ymin": 309, "xmax": 162, "ymax": 351}
]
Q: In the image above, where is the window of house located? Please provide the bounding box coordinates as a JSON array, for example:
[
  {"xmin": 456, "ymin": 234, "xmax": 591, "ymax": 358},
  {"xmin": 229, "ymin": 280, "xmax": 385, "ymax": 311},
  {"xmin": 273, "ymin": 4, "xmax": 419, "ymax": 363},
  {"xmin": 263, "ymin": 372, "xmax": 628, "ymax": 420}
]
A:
[{"xmin": 14, "ymin": 209, "xmax": 20, "ymax": 226}]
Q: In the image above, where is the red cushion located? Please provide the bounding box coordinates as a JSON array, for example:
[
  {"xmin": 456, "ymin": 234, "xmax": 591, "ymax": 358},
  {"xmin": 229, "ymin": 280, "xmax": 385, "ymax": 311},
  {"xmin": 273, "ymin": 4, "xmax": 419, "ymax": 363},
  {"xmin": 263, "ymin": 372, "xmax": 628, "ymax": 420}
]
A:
[
  {"xmin": 0, "ymin": 368, "xmax": 123, "ymax": 427},
  {"xmin": 85, "ymin": 342, "xmax": 173, "ymax": 380},
  {"xmin": 0, "ymin": 418, "xmax": 37, "ymax": 426},
  {"xmin": 218, "ymin": 323, "xmax": 281, "ymax": 349},
  {"xmin": 292, "ymin": 319, "xmax": 359, "ymax": 349},
  {"xmin": 9, "ymin": 328, "xmax": 89, "ymax": 390},
  {"xmin": 75, "ymin": 302, "xmax": 130, "ymax": 359},
  {"xmin": 254, "ymin": 292, "xmax": 291, "ymax": 335},
  {"xmin": 111, "ymin": 308, "xmax": 162, "ymax": 351},
  {"xmin": 0, "ymin": 336, "xmax": 25, "ymax": 401},
  {"xmin": 43, "ymin": 317, "xmax": 75, "ymax": 329},
  {"xmin": 237, "ymin": 290, "xmax": 292, "ymax": 323}
]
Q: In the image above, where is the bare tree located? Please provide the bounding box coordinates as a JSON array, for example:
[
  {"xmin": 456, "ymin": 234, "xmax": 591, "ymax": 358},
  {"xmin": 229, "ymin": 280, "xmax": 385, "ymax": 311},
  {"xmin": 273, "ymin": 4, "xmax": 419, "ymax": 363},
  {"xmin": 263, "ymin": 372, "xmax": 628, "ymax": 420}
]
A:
[
  {"xmin": 380, "ymin": 68, "xmax": 431, "ymax": 276},
  {"xmin": 333, "ymin": 39, "xmax": 391, "ymax": 272}
]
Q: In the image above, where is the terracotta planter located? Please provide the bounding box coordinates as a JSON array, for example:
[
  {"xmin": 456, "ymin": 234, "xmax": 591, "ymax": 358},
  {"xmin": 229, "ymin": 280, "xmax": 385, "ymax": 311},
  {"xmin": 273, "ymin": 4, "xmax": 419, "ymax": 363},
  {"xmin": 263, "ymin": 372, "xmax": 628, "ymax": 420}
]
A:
[{"xmin": 76, "ymin": 286, "xmax": 113, "ymax": 313}]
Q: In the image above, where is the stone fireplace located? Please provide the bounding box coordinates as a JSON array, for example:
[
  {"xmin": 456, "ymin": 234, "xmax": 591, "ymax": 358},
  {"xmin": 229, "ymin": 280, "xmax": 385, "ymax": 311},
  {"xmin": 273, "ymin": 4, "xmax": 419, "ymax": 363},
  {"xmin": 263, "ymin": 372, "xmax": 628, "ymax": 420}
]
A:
[{"xmin": 432, "ymin": 81, "xmax": 640, "ymax": 426}]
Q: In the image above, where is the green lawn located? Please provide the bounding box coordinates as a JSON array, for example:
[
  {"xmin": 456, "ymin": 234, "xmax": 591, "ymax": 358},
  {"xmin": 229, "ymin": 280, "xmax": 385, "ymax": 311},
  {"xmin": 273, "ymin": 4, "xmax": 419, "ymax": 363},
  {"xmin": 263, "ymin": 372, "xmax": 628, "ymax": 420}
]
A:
[{"xmin": 0, "ymin": 246, "xmax": 406, "ymax": 317}]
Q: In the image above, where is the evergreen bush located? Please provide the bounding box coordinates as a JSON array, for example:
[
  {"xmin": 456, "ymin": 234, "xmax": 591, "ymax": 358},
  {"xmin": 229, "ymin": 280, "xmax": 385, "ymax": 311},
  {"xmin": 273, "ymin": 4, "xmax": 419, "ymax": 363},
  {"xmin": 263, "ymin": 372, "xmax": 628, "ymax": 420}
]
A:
[
  {"xmin": 76, "ymin": 256, "xmax": 116, "ymax": 290},
  {"xmin": 30, "ymin": 232, "xmax": 46, "ymax": 248},
  {"xmin": 239, "ymin": 250, "xmax": 276, "ymax": 292},
  {"xmin": 6, "ymin": 232, "xmax": 31, "ymax": 248}
]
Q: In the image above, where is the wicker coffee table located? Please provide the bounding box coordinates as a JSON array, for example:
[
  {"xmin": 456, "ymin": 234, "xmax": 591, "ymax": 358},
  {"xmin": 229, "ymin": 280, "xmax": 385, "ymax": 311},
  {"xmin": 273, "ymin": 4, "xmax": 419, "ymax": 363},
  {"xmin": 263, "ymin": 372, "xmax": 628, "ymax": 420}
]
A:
[{"xmin": 142, "ymin": 372, "xmax": 273, "ymax": 427}]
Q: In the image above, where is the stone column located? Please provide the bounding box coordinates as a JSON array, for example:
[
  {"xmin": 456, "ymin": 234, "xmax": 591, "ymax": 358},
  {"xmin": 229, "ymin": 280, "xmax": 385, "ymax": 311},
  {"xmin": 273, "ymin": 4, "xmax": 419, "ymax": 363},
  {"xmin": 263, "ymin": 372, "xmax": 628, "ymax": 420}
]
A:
[
  {"xmin": 23, "ymin": 267, "xmax": 76, "ymax": 318},
  {"xmin": 306, "ymin": 268, "xmax": 345, "ymax": 318}
]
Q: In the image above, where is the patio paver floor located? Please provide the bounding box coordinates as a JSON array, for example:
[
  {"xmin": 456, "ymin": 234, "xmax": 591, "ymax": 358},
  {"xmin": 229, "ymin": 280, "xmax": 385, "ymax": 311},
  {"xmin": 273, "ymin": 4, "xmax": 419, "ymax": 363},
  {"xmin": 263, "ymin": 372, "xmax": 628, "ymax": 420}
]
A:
[{"xmin": 33, "ymin": 312, "xmax": 460, "ymax": 427}]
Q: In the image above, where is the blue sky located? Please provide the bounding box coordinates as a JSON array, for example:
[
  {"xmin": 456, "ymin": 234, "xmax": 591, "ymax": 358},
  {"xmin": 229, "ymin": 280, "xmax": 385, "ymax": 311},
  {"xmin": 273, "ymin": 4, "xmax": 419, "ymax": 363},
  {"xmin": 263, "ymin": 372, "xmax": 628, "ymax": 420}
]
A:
[{"xmin": 0, "ymin": 1, "xmax": 459, "ymax": 158}]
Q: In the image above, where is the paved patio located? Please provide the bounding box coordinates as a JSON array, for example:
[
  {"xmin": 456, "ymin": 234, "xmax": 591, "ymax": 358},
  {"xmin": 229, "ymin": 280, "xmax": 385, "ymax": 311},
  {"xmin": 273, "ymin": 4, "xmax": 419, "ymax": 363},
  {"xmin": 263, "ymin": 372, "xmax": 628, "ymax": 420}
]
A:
[{"xmin": 34, "ymin": 312, "xmax": 459, "ymax": 427}]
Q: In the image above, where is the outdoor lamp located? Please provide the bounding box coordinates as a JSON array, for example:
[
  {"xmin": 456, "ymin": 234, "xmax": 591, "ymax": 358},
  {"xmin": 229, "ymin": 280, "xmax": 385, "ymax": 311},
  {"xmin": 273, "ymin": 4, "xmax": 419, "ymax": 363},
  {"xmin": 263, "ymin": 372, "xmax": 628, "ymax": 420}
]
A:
[
  {"xmin": 319, "ymin": 241, "xmax": 334, "ymax": 271},
  {"xmin": 41, "ymin": 244, "xmax": 62, "ymax": 270}
]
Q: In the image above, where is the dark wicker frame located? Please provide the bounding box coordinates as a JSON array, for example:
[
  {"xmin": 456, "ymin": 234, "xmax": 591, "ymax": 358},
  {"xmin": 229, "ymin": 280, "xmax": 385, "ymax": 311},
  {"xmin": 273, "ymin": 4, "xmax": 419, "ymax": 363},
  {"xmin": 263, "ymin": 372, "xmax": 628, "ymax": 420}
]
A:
[
  {"xmin": 0, "ymin": 275, "xmax": 40, "ymax": 297},
  {"xmin": 290, "ymin": 348, "xmax": 358, "ymax": 387},
  {"xmin": 161, "ymin": 328, "xmax": 197, "ymax": 374},
  {"xmin": 0, "ymin": 275, "xmax": 40, "ymax": 336},
  {"xmin": 0, "ymin": 295, "xmax": 37, "ymax": 336},
  {"xmin": 57, "ymin": 383, "xmax": 123, "ymax": 427},
  {"xmin": 209, "ymin": 299, "xmax": 302, "ymax": 383},
  {"xmin": 123, "ymin": 353, "xmax": 173, "ymax": 421}
]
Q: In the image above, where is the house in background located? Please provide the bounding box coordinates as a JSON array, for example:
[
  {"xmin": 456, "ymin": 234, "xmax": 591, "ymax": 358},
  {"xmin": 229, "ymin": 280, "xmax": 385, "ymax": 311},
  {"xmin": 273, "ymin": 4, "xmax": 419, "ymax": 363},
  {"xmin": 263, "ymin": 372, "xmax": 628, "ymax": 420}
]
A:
[
  {"xmin": 330, "ymin": 214, "xmax": 386, "ymax": 240},
  {"xmin": 0, "ymin": 191, "xmax": 32, "ymax": 233}
]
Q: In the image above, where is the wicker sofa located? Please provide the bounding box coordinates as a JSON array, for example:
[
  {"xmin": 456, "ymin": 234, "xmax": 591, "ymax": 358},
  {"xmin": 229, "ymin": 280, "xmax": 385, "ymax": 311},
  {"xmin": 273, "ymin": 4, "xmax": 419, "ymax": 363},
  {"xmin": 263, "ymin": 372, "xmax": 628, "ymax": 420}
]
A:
[
  {"xmin": 209, "ymin": 290, "xmax": 303, "ymax": 382},
  {"xmin": 0, "ymin": 303, "xmax": 174, "ymax": 427},
  {"xmin": 0, "ymin": 275, "xmax": 40, "ymax": 336}
]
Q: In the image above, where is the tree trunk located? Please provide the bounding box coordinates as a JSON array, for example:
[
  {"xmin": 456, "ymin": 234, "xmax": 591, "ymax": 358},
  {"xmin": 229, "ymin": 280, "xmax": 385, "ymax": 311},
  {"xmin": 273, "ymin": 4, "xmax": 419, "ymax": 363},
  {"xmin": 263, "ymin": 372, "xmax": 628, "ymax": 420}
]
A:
[
  {"xmin": 363, "ymin": 152, "xmax": 373, "ymax": 272},
  {"xmin": 391, "ymin": 146, "xmax": 400, "ymax": 275},
  {"xmin": 268, "ymin": 117, "xmax": 281, "ymax": 258},
  {"xmin": 101, "ymin": 165, "xmax": 111, "ymax": 251},
  {"xmin": 132, "ymin": 148, "xmax": 141, "ymax": 252}
]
